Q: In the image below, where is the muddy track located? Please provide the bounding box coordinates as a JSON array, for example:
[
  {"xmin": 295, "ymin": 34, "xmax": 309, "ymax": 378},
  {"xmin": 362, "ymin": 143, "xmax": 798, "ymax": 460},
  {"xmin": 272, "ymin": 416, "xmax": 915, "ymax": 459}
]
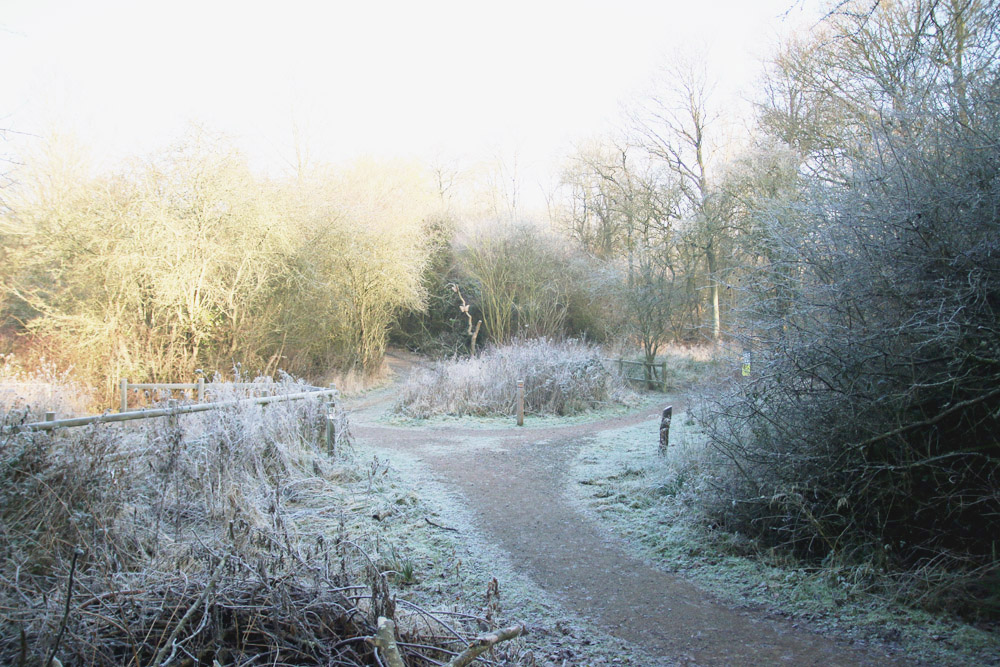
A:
[{"xmin": 345, "ymin": 357, "xmax": 912, "ymax": 666}]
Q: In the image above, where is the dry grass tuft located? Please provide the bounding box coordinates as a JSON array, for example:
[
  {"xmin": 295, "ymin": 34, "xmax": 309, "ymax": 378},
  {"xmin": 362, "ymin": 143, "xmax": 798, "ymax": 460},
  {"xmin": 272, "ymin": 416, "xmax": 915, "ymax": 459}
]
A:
[{"xmin": 0, "ymin": 353, "xmax": 95, "ymax": 417}]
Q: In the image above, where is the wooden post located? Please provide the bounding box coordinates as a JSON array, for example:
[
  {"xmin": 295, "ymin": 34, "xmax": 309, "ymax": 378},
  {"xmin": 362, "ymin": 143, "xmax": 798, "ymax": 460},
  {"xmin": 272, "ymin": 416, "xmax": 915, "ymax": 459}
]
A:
[
  {"xmin": 659, "ymin": 405, "xmax": 672, "ymax": 455},
  {"xmin": 516, "ymin": 379, "xmax": 524, "ymax": 427},
  {"xmin": 325, "ymin": 401, "xmax": 335, "ymax": 455},
  {"xmin": 661, "ymin": 361, "xmax": 668, "ymax": 392},
  {"xmin": 197, "ymin": 377, "xmax": 205, "ymax": 403},
  {"xmin": 120, "ymin": 378, "xmax": 128, "ymax": 413},
  {"xmin": 45, "ymin": 411, "xmax": 55, "ymax": 423},
  {"xmin": 168, "ymin": 399, "xmax": 179, "ymax": 431}
]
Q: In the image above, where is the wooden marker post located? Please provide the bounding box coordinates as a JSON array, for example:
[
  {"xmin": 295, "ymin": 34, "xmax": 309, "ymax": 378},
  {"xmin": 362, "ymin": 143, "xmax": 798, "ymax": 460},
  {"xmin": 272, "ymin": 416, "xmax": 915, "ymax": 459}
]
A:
[
  {"xmin": 516, "ymin": 379, "xmax": 524, "ymax": 427},
  {"xmin": 659, "ymin": 405, "xmax": 672, "ymax": 455},
  {"xmin": 120, "ymin": 378, "xmax": 128, "ymax": 413},
  {"xmin": 325, "ymin": 400, "xmax": 336, "ymax": 455}
]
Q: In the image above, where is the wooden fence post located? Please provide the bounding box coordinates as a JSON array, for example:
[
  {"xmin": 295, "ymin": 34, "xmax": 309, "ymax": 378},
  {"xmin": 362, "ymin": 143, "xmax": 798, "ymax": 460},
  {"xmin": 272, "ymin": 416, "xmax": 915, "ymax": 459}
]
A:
[
  {"xmin": 197, "ymin": 377, "xmax": 205, "ymax": 403},
  {"xmin": 516, "ymin": 380, "xmax": 524, "ymax": 427},
  {"xmin": 120, "ymin": 378, "xmax": 128, "ymax": 413},
  {"xmin": 661, "ymin": 361, "xmax": 667, "ymax": 392},
  {"xmin": 168, "ymin": 399, "xmax": 178, "ymax": 431}
]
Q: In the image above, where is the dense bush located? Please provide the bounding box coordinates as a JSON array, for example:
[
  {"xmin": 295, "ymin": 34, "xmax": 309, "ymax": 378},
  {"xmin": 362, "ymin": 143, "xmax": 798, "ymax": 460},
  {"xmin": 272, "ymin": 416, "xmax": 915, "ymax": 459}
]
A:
[
  {"xmin": 697, "ymin": 8, "xmax": 1000, "ymax": 591},
  {"xmin": 0, "ymin": 135, "xmax": 435, "ymax": 396},
  {"xmin": 395, "ymin": 338, "xmax": 632, "ymax": 418}
]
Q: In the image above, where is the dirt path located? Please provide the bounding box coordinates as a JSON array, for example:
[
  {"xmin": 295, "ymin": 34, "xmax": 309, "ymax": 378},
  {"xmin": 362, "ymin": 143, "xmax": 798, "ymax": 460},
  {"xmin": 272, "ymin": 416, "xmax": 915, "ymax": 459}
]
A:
[{"xmin": 345, "ymin": 356, "xmax": 911, "ymax": 666}]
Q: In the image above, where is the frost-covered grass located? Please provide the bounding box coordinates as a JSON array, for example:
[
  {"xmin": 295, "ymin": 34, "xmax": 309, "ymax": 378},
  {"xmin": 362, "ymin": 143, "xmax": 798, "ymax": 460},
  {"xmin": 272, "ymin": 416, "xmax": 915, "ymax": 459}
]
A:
[
  {"xmin": 0, "ymin": 353, "xmax": 95, "ymax": 416},
  {"xmin": 353, "ymin": 436, "xmax": 653, "ymax": 666},
  {"xmin": 395, "ymin": 338, "xmax": 633, "ymax": 418},
  {"xmin": 570, "ymin": 414, "xmax": 1000, "ymax": 667},
  {"xmin": 1, "ymin": 373, "xmax": 537, "ymax": 665},
  {"xmin": 382, "ymin": 394, "xmax": 655, "ymax": 429}
]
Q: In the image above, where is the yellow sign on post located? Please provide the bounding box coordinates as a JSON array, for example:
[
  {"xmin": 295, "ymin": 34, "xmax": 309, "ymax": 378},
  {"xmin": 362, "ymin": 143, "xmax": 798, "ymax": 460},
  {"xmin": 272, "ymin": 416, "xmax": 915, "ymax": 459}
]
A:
[{"xmin": 741, "ymin": 351, "xmax": 751, "ymax": 377}]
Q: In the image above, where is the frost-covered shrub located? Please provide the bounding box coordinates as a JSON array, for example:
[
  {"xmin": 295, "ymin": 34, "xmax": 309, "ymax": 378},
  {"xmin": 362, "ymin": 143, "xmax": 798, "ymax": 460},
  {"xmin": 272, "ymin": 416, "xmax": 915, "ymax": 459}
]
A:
[
  {"xmin": 395, "ymin": 338, "xmax": 632, "ymax": 418},
  {"xmin": 0, "ymin": 376, "xmax": 356, "ymax": 664}
]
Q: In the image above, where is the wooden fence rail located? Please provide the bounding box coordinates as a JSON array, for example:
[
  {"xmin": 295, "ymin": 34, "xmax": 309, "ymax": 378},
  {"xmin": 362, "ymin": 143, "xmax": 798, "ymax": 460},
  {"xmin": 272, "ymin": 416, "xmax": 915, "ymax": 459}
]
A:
[
  {"xmin": 13, "ymin": 388, "xmax": 337, "ymax": 433},
  {"xmin": 118, "ymin": 378, "xmax": 327, "ymax": 412}
]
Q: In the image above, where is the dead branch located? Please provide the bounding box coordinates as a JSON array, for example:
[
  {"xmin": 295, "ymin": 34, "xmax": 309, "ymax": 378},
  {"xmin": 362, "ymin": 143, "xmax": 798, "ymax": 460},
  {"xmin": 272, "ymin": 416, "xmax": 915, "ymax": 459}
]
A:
[
  {"xmin": 152, "ymin": 556, "xmax": 227, "ymax": 667},
  {"xmin": 449, "ymin": 283, "xmax": 482, "ymax": 355},
  {"xmin": 424, "ymin": 516, "xmax": 459, "ymax": 532},
  {"xmin": 371, "ymin": 617, "xmax": 406, "ymax": 667},
  {"xmin": 443, "ymin": 624, "xmax": 525, "ymax": 667}
]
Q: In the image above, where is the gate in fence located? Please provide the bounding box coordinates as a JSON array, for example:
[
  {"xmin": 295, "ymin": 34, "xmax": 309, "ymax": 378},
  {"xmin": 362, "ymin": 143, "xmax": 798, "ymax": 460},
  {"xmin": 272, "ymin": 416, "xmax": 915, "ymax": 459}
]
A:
[{"xmin": 609, "ymin": 359, "xmax": 669, "ymax": 391}]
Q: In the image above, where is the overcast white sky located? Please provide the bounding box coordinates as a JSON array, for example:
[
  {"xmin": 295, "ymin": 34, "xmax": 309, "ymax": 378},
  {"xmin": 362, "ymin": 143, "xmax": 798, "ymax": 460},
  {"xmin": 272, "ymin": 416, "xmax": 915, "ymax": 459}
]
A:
[{"xmin": 1, "ymin": 0, "xmax": 818, "ymax": 197}]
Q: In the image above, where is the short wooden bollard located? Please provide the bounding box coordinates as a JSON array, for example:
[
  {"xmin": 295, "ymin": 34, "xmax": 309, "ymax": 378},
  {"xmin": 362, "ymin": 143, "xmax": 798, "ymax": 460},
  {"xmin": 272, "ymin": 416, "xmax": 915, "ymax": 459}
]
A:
[
  {"xmin": 659, "ymin": 405, "xmax": 672, "ymax": 455},
  {"xmin": 516, "ymin": 379, "xmax": 524, "ymax": 427},
  {"xmin": 324, "ymin": 401, "xmax": 336, "ymax": 455}
]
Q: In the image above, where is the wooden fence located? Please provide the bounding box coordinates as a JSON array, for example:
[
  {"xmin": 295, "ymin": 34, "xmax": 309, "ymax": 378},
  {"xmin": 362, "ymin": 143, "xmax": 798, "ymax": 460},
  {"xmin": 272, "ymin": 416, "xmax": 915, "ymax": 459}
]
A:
[
  {"xmin": 608, "ymin": 359, "xmax": 669, "ymax": 391},
  {"xmin": 9, "ymin": 385, "xmax": 341, "ymax": 453},
  {"xmin": 118, "ymin": 378, "xmax": 304, "ymax": 412}
]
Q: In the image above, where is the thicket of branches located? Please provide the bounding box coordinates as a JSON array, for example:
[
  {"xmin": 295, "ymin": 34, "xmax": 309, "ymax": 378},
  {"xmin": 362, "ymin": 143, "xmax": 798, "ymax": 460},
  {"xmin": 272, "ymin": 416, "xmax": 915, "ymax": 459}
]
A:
[
  {"xmin": 0, "ymin": 135, "xmax": 433, "ymax": 397},
  {"xmin": 696, "ymin": 0, "xmax": 1000, "ymax": 593}
]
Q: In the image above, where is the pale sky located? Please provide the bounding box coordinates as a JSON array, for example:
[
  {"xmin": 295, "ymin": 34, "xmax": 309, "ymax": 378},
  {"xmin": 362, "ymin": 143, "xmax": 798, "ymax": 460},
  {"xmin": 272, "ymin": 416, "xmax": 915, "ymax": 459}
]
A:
[{"xmin": 1, "ymin": 0, "xmax": 816, "ymax": 204}]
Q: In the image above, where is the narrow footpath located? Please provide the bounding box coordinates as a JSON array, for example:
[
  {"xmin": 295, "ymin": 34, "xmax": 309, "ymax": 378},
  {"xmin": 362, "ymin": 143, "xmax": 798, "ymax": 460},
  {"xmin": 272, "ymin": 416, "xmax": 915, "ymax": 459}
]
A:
[{"xmin": 345, "ymin": 361, "xmax": 912, "ymax": 666}]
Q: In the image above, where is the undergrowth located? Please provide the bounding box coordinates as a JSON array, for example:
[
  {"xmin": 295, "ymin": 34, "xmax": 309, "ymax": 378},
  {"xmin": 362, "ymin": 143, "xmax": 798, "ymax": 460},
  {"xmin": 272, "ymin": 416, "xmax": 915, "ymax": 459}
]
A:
[
  {"xmin": 0, "ymin": 353, "xmax": 95, "ymax": 416},
  {"xmin": 395, "ymin": 338, "xmax": 632, "ymax": 418},
  {"xmin": 0, "ymin": 375, "xmax": 522, "ymax": 666}
]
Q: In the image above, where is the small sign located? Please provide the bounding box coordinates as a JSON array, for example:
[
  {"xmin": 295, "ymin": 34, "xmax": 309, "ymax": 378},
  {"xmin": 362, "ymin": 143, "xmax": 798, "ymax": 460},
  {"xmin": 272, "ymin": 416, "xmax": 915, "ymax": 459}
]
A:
[{"xmin": 741, "ymin": 351, "xmax": 751, "ymax": 377}]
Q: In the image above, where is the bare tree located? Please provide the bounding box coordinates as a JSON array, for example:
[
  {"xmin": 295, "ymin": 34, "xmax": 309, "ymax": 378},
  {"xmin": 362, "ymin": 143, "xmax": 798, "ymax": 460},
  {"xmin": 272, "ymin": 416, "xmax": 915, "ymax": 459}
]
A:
[{"xmin": 635, "ymin": 61, "xmax": 729, "ymax": 341}]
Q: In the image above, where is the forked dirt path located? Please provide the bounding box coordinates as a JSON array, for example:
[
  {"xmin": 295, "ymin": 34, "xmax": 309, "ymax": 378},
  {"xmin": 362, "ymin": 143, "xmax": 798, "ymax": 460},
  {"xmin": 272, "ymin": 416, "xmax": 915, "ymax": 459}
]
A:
[{"xmin": 345, "ymin": 355, "xmax": 912, "ymax": 666}]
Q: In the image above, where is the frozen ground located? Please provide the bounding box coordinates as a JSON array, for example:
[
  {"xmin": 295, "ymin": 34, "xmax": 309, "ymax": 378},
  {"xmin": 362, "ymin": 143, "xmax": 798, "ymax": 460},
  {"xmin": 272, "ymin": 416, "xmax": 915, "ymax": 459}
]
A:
[{"xmin": 340, "ymin": 351, "xmax": 925, "ymax": 666}]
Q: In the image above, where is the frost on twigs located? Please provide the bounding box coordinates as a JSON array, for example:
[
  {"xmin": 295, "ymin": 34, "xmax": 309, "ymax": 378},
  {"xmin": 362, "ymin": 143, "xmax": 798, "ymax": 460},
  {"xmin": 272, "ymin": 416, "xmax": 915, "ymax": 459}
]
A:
[
  {"xmin": 0, "ymin": 375, "xmax": 517, "ymax": 665},
  {"xmin": 395, "ymin": 338, "xmax": 633, "ymax": 418}
]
